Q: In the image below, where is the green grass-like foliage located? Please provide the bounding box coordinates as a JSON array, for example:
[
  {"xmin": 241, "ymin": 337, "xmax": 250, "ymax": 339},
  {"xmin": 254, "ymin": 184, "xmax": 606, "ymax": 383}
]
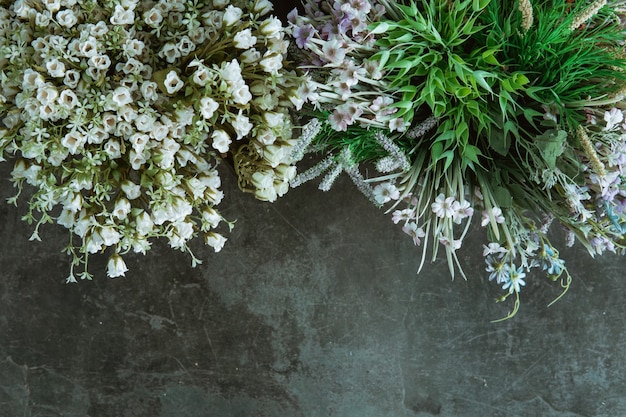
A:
[{"xmin": 372, "ymin": 0, "xmax": 626, "ymax": 197}]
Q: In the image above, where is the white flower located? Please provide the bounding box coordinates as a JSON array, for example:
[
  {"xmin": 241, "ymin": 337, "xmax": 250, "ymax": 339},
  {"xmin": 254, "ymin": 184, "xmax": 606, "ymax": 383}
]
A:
[
  {"xmin": 123, "ymin": 39, "xmax": 144, "ymax": 57},
  {"xmin": 57, "ymin": 208, "xmax": 74, "ymax": 229},
  {"xmin": 129, "ymin": 148, "xmax": 148, "ymax": 169},
  {"xmin": 160, "ymin": 42, "xmax": 181, "ymax": 63},
  {"xmin": 233, "ymin": 29, "xmax": 257, "ymax": 49},
  {"xmin": 202, "ymin": 208, "xmax": 222, "ymax": 229},
  {"xmin": 373, "ymin": 182, "xmax": 400, "ymax": 205},
  {"xmin": 200, "ymin": 97, "xmax": 219, "ymax": 119},
  {"xmin": 64, "ymin": 193, "xmax": 82, "ymax": 213},
  {"xmin": 61, "ymin": 131, "xmax": 86, "ymax": 154},
  {"xmin": 46, "ymin": 58, "xmax": 65, "ymax": 77},
  {"xmin": 63, "ymin": 70, "xmax": 80, "ymax": 88},
  {"xmin": 604, "ymin": 108, "xmax": 624, "ymax": 131},
  {"xmin": 451, "ymin": 199, "xmax": 474, "ymax": 223},
  {"xmin": 111, "ymin": 86, "xmax": 132, "ymax": 107},
  {"xmin": 255, "ymin": 186, "xmax": 278, "ymax": 202},
  {"xmin": 37, "ymin": 84, "xmax": 59, "ymax": 104},
  {"xmin": 232, "ymin": 111, "xmax": 252, "ymax": 139},
  {"xmin": 144, "ymin": 8, "xmax": 163, "ymax": 27},
  {"xmin": 222, "ymin": 5, "xmax": 243, "ymax": 26},
  {"xmin": 121, "ymin": 180, "xmax": 141, "ymax": 199},
  {"xmin": 439, "ymin": 235, "xmax": 462, "ymax": 250},
  {"xmin": 110, "ymin": 4, "xmax": 135, "ymax": 25},
  {"xmin": 79, "ymin": 36, "xmax": 99, "ymax": 57},
  {"xmin": 251, "ymin": 170, "xmax": 275, "ymax": 189},
  {"xmin": 85, "ymin": 229, "xmax": 105, "ymax": 253},
  {"xmin": 22, "ymin": 69, "xmax": 45, "ymax": 90},
  {"xmin": 113, "ymin": 198, "xmax": 131, "ymax": 220},
  {"xmin": 481, "ymin": 207, "xmax": 505, "ymax": 227},
  {"xmin": 263, "ymin": 112, "xmax": 284, "ymax": 128},
  {"xmin": 205, "ymin": 232, "xmax": 227, "ymax": 252},
  {"xmin": 135, "ymin": 211, "xmax": 154, "ymax": 235},
  {"xmin": 231, "ymin": 82, "xmax": 252, "ymax": 105},
  {"xmin": 402, "ymin": 222, "xmax": 426, "ymax": 246},
  {"xmin": 89, "ymin": 54, "xmax": 111, "ymax": 70},
  {"xmin": 259, "ymin": 16, "xmax": 282, "ymax": 38},
  {"xmin": 104, "ymin": 139, "xmax": 122, "ymax": 159},
  {"xmin": 140, "ymin": 81, "xmax": 159, "ymax": 101},
  {"xmin": 431, "ymin": 194, "xmax": 456, "ymax": 218},
  {"xmin": 169, "ymin": 220, "xmax": 195, "ymax": 248},
  {"xmin": 107, "ymin": 254, "xmax": 128, "ymax": 278},
  {"xmin": 483, "ymin": 242, "xmax": 508, "ymax": 257},
  {"xmin": 56, "ymin": 9, "xmax": 77, "ymax": 28},
  {"xmin": 275, "ymin": 164, "xmax": 297, "ymax": 182},
  {"xmin": 261, "ymin": 145, "xmax": 286, "ymax": 168},
  {"xmin": 164, "ymin": 70, "xmax": 184, "ymax": 94},
  {"xmin": 259, "ymin": 52, "xmax": 283, "ymax": 74},
  {"xmin": 220, "ymin": 59, "xmax": 242, "ymax": 83},
  {"xmin": 240, "ymin": 49, "xmax": 261, "ymax": 64},
  {"xmin": 101, "ymin": 226, "xmax": 121, "ymax": 246},
  {"xmin": 176, "ymin": 106, "xmax": 194, "ymax": 126},
  {"xmin": 192, "ymin": 65, "xmax": 212, "ymax": 86},
  {"xmin": 253, "ymin": 0, "xmax": 273, "ymax": 15},
  {"xmin": 211, "ymin": 129, "xmax": 231, "ymax": 153},
  {"xmin": 392, "ymin": 208, "xmax": 415, "ymax": 224},
  {"xmin": 43, "ymin": 0, "xmax": 61, "ymax": 12},
  {"xmin": 256, "ymin": 128, "xmax": 276, "ymax": 145},
  {"xmin": 58, "ymin": 90, "xmax": 78, "ymax": 108}
]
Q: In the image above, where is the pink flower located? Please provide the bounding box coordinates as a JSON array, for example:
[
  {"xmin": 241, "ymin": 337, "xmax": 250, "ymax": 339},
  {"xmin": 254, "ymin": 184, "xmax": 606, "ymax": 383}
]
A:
[{"xmin": 402, "ymin": 222, "xmax": 426, "ymax": 246}]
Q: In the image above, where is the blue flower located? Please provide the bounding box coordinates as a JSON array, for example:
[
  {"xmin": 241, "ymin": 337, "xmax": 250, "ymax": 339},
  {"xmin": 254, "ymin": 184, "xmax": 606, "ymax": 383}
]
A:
[{"xmin": 501, "ymin": 265, "xmax": 526, "ymax": 294}]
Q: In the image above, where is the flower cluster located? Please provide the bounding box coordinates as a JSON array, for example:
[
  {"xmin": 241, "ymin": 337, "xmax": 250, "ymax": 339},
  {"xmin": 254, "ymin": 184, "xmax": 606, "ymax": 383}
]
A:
[
  {"xmin": 0, "ymin": 0, "xmax": 312, "ymax": 280},
  {"xmin": 289, "ymin": 0, "xmax": 626, "ymax": 318}
]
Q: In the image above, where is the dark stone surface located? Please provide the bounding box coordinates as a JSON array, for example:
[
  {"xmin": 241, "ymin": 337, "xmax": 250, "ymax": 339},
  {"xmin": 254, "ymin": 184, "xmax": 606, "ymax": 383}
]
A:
[{"xmin": 1, "ymin": 157, "xmax": 626, "ymax": 417}]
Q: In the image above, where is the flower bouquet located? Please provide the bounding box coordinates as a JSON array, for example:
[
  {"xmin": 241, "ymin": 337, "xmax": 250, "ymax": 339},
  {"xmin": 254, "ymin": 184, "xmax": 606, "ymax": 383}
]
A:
[
  {"xmin": 0, "ymin": 0, "xmax": 314, "ymax": 281},
  {"xmin": 288, "ymin": 0, "xmax": 626, "ymax": 318}
]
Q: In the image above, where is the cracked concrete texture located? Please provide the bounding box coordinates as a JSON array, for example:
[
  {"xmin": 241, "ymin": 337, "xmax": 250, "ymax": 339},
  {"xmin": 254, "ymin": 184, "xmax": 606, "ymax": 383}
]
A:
[{"xmin": 1, "ymin": 158, "xmax": 626, "ymax": 417}]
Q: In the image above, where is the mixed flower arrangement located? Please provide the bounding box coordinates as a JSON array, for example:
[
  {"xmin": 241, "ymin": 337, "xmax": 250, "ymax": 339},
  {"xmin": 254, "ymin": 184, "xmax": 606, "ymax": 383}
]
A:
[
  {"xmin": 2, "ymin": 0, "xmax": 626, "ymax": 318},
  {"xmin": 288, "ymin": 0, "xmax": 626, "ymax": 318}
]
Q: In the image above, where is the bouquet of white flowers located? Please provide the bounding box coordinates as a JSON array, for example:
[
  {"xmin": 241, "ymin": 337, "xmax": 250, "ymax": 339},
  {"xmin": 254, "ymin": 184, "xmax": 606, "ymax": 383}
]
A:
[{"xmin": 0, "ymin": 0, "xmax": 314, "ymax": 281}]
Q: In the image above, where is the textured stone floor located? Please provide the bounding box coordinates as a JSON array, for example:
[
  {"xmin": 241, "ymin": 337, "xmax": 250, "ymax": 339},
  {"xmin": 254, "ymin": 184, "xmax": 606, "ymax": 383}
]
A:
[{"xmin": 1, "ymin": 158, "xmax": 626, "ymax": 417}]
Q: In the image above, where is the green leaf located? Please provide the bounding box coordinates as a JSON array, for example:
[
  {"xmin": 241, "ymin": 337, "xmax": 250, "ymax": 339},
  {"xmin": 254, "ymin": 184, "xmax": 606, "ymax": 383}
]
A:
[
  {"xmin": 472, "ymin": 0, "xmax": 490, "ymax": 12},
  {"xmin": 431, "ymin": 141, "xmax": 443, "ymax": 160},
  {"xmin": 492, "ymin": 186, "xmax": 513, "ymax": 208},
  {"xmin": 488, "ymin": 127, "xmax": 511, "ymax": 156},
  {"xmin": 369, "ymin": 21, "xmax": 390, "ymax": 34},
  {"xmin": 472, "ymin": 70, "xmax": 494, "ymax": 94},
  {"xmin": 536, "ymin": 129, "xmax": 567, "ymax": 169},
  {"xmin": 481, "ymin": 49, "xmax": 500, "ymax": 66},
  {"xmin": 454, "ymin": 86, "xmax": 472, "ymax": 99}
]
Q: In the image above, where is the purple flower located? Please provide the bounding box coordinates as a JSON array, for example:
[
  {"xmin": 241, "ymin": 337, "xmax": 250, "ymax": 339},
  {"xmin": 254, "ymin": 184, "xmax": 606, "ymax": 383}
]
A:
[{"xmin": 293, "ymin": 23, "xmax": 315, "ymax": 48}]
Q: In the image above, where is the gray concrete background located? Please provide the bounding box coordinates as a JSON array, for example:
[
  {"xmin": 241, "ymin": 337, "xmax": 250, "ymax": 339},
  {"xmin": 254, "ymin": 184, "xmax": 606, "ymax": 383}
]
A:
[{"xmin": 1, "ymin": 160, "xmax": 626, "ymax": 417}]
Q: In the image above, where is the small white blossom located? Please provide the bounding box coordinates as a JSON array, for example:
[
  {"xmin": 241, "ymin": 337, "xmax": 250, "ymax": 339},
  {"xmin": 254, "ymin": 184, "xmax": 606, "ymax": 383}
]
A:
[
  {"xmin": 122, "ymin": 180, "xmax": 141, "ymax": 200},
  {"xmin": 56, "ymin": 9, "xmax": 78, "ymax": 28},
  {"xmin": 200, "ymin": 97, "xmax": 219, "ymax": 119},
  {"xmin": 205, "ymin": 232, "xmax": 227, "ymax": 252},
  {"xmin": 373, "ymin": 182, "xmax": 400, "ymax": 205},
  {"xmin": 211, "ymin": 129, "xmax": 231, "ymax": 153},
  {"xmin": 164, "ymin": 70, "xmax": 184, "ymax": 94},
  {"xmin": 222, "ymin": 5, "xmax": 243, "ymax": 26},
  {"xmin": 259, "ymin": 52, "xmax": 283, "ymax": 74},
  {"xmin": 107, "ymin": 254, "xmax": 128, "ymax": 278},
  {"xmin": 259, "ymin": 16, "xmax": 282, "ymax": 38},
  {"xmin": 232, "ymin": 111, "xmax": 253, "ymax": 139},
  {"xmin": 46, "ymin": 58, "xmax": 66, "ymax": 77},
  {"xmin": 233, "ymin": 29, "xmax": 257, "ymax": 49},
  {"xmin": 110, "ymin": 5, "xmax": 135, "ymax": 25}
]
